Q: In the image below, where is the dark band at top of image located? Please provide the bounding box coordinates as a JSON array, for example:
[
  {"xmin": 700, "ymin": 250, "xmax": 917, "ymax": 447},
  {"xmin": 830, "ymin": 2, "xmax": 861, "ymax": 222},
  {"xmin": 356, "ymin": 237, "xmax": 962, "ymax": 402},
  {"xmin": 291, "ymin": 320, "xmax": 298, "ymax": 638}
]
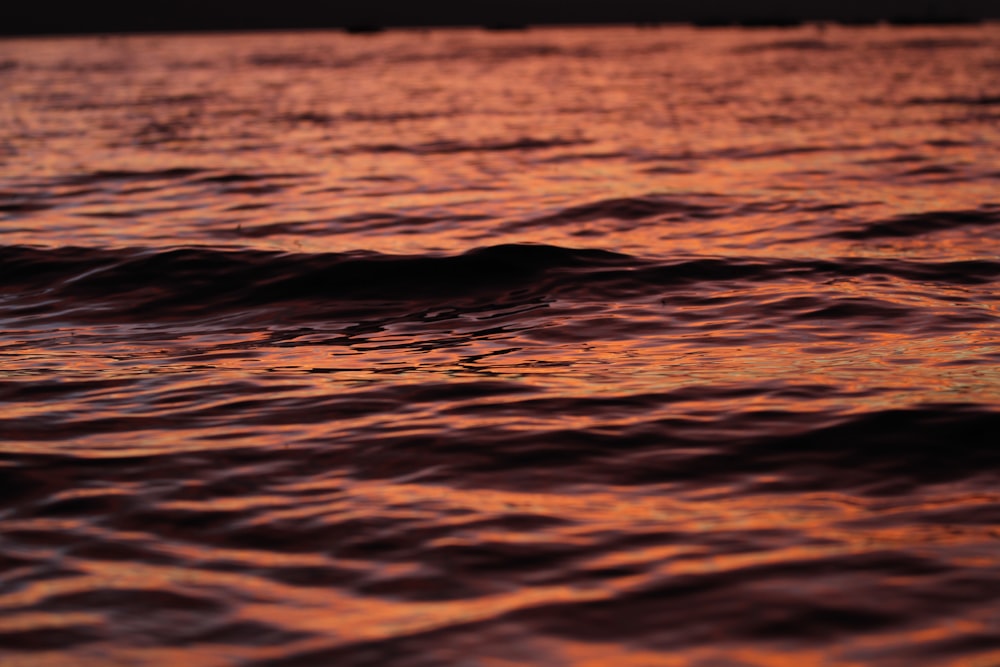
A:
[{"xmin": 3, "ymin": 0, "xmax": 999, "ymax": 36}]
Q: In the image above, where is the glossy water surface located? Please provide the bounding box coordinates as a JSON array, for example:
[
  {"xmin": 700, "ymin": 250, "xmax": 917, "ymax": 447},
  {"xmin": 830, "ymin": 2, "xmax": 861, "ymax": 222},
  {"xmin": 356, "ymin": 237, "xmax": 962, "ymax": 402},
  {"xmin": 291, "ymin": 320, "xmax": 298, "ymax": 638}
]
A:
[{"xmin": 1, "ymin": 24, "xmax": 999, "ymax": 667}]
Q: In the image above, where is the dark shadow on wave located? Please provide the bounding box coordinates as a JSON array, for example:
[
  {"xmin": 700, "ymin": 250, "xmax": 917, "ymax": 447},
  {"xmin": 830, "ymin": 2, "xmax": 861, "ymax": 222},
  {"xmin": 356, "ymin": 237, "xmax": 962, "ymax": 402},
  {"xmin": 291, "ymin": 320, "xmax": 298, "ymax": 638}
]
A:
[
  {"xmin": 56, "ymin": 167, "xmax": 208, "ymax": 187},
  {"xmin": 905, "ymin": 95, "xmax": 1000, "ymax": 107},
  {"xmin": 435, "ymin": 405, "xmax": 1000, "ymax": 495},
  {"xmin": 244, "ymin": 540, "xmax": 995, "ymax": 664},
  {"xmin": 831, "ymin": 206, "xmax": 1000, "ymax": 239},
  {"xmin": 502, "ymin": 196, "xmax": 723, "ymax": 232},
  {"xmin": 278, "ymin": 110, "xmax": 443, "ymax": 126},
  {"xmin": 645, "ymin": 405, "xmax": 1000, "ymax": 495},
  {"xmin": 731, "ymin": 38, "xmax": 843, "ymax": 53},
  {"xmin": 15, "ymin": 168, "xmax": 312, "ymax": 191},
  {"xmin": 351, "ymin": 137, "xmax": 589, "ymax": 155},
  {"xmin": 218, "ymin": 211, "xmax": 491, "ymax": 238},
  {"xmin": 501, "ymin": 192, "xmax": 880, "ymax": 233},
  {"xmin": 871, "ymin": 38, "xmax": 989, "ymax": 50},
  {"xmin": 2, "ymin": 243, "xmax": 998, "ymax": 322},
  {"xmin": 0, "ymin": 243, "xmax": 629, "ymax": 322},
  {"xmin": 13, "ymin": 394, "xmax": 987, "ymax": 498},
  {"xmin": 44, "ymin": 93, "xmax": 213, "ymax": 112},
  {"xmin": 531, "ymin": 196, "xmax": 721, "ymax": 222}
]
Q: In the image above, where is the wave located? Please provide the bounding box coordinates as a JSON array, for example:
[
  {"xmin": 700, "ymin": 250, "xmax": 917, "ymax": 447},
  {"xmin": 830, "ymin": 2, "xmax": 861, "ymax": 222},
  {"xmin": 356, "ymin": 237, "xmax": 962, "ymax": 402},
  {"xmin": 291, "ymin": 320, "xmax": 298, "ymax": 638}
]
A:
[
  {"xmin": 244, "ymin": 43, "xmax": 601, "ymax": 71},
  {"xmin": 732, "ymin": 39, "xmax": 844, "ymax": 53},
  {"xmin": 278, "ymin": 110, "xmax": 444, "ymax": 126},
  {"xmin": 3, "ymin": 391, "xmax": 996, "ymax": 491},
  {"xmin": 831, "ymin": 205, "xmax": 1000, "ymax": 239},
  {"xmin": 3, "ymin": 242, "xmax": 998, "ymax": 323},
  {"xmin": 522, "ymin": 196, "xmax": 722, "ymax": 224},
  {"xmin": 6, "ymin": 394, "xmax": 996, "ymax": 665},
  {"xmin": 9, "ymin": 167, "xmax": 309, "ymax": 190},
  {"xmin": 44, "ymin": 93, "xmax": 214, "ymax": 112},
  {"xmin": 871, "ymin": 37, "xmax": 989, "ymax": 50},
  {"xmin": 221, "ymin": 212, "xmax": 491, "ymax": 238},
  {"xmin": 348, "ymin": 137, "xmax": 589, "ymax": 155},
  {"xmin": 905, "ymin": 95, "xmax": 1000, "ymax": 106}
]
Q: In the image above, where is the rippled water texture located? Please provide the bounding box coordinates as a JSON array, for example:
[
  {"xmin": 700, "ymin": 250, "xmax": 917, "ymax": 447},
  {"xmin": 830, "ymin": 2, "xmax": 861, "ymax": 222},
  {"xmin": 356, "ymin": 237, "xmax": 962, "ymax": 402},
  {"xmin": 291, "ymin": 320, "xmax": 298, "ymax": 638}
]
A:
[{"xmin": 1, "ymin": 24, "xmax": 999, "ymax": 666}]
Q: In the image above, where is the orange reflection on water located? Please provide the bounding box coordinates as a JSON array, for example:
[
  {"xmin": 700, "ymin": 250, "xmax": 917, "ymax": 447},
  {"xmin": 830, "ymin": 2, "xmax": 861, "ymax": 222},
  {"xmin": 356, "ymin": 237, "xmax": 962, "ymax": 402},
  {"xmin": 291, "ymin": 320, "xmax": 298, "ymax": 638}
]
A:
[
  {"xmin": 5, "ymin": 476, "xmax": 996, "ymax": 665},
  {"xmin": 1, "ymin": 24, "xmax": 999, "ymax": 667},
  {"xmin": 3, "ymin": 311, "xmax": 997, "ymax": 460},
  {"xmin": 1, "ymin": 25, "xmax": 998, "ymax": 258}
]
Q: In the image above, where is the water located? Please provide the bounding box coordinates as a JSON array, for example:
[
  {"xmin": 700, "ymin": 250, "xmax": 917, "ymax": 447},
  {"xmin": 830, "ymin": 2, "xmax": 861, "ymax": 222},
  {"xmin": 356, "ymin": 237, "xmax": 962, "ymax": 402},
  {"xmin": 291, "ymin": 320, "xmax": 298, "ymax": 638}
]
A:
[{"xmin": 1, "ymin": 24, "xmax": 999, "ymax": 666}]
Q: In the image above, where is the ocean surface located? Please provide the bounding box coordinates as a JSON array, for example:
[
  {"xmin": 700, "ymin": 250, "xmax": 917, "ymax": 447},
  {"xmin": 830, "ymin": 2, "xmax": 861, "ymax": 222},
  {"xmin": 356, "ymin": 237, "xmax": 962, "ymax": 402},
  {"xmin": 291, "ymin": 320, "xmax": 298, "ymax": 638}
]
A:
[{"xmin": 1, "ymin": 24, "xmax": 999, "ymax": 666}]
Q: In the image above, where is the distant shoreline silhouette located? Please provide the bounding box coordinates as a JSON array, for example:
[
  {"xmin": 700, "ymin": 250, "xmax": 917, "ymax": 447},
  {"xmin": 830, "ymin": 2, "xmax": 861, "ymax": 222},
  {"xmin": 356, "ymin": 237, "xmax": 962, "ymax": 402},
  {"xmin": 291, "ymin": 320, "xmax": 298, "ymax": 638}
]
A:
[{"xmin": 3, "ymin": 0, "xmax": 996, "ymax": 36}]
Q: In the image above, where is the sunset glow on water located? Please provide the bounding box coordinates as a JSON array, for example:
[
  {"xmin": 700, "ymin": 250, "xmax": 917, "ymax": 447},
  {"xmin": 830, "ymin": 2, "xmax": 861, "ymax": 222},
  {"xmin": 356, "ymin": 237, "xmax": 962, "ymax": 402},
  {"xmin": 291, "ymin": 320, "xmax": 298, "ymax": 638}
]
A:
[{"xmin": 0, "ymin": 24, "xmax": 999, "ymax": 666}]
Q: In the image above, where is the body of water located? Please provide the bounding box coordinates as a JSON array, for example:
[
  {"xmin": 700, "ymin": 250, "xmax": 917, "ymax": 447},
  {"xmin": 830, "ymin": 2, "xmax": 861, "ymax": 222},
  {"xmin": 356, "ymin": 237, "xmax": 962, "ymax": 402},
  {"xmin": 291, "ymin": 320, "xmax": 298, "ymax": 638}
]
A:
[{"xmin": 1, "ymin": 24, "xmax": 999, "ymax": 666}]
